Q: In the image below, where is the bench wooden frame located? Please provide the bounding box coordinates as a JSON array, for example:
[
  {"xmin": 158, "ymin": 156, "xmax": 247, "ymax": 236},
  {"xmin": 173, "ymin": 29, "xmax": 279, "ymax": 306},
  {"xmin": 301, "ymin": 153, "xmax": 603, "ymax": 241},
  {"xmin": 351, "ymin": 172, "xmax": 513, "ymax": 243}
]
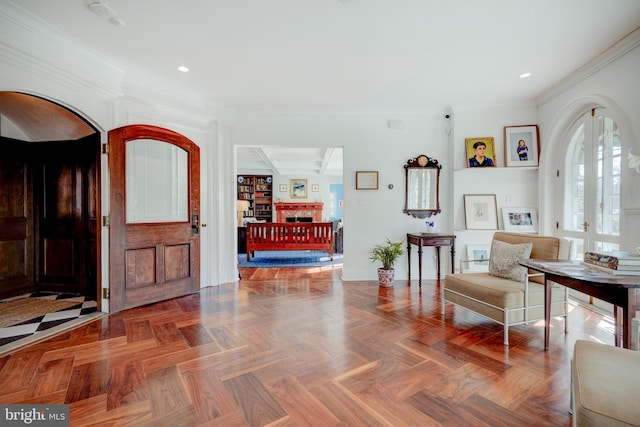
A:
[{"xmin": 246, "ymin": 222, "xmax": 333, "ymax": 261}]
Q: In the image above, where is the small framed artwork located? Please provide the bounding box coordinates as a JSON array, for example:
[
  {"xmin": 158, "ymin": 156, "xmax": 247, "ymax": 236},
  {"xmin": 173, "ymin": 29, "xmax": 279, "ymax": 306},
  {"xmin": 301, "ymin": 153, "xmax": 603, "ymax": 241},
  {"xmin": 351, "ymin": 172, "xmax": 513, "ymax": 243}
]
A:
[
  {"xmin": 504, "ymin": 124, "xmax": 540, "ymax": 167},
  {"xmin": 466, "ymin": 245, "xmax": 490, "ymax": 272},
  {"xmin": 356, "ymin": 171, "xmax": 379, "ymax": 190},
  {"xmin": 279, "ymin": 184, "xmax": 287, "ymax": 192},
  {"xmin": 464, "ymin": 194, "xmax": 498, "ymax": 230},
  {"xmin": 290, "ymin": 179, "xmax": 308, "ymax": 199},
  {"xmin": 502, "ymin": 207, "xmax": 538, "ymax": 233},
  {"xmin": 465, "ymin": 137, "xmax": 496, "ymax": 168},
  {"xmin": 311, "ymin": 184, "xmax": 319, "ymax": 192}
]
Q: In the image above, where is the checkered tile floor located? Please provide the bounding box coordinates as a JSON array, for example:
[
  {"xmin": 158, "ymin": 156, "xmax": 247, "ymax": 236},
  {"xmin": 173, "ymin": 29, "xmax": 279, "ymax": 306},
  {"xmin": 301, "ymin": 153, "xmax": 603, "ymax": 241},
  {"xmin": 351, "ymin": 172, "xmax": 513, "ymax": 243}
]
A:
[{"xmin": 0, "ymin": 292, "xmax": 98, "ymax": 348}]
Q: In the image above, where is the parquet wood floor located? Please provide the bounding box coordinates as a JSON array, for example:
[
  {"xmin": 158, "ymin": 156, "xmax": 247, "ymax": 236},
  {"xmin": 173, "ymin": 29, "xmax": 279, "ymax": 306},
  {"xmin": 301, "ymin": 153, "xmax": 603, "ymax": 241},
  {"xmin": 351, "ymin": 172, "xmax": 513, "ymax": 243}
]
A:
[{"xmin": 0, "ymin": 266, "xmax": 615, "ymax": 426}]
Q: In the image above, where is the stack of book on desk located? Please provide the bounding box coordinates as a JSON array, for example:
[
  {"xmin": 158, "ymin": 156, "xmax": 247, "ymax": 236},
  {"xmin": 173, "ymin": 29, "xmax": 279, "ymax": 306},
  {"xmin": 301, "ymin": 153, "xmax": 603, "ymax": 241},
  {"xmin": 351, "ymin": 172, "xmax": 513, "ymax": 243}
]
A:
[{"xmin": 583, "ymin": 250, "xmax": 640, "ymax": 276}]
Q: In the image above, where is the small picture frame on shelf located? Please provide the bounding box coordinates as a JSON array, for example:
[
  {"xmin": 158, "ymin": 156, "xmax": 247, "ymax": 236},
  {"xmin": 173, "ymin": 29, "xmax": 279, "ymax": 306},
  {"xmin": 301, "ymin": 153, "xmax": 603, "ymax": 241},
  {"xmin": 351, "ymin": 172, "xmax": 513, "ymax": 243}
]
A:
[
  {"xmin": 290, "ymin": 179, "xmax": 307, "ymax": 199},
  {"xmin": 465, "ymin": 245, "xmax": 490, "ymax": 272},
  {"xmin": 502, "ymin": 207, "xmax": 538, "ymax": 233},
  {"xmin": 465, "ymin": 137, "xmax": 496, "ymax": 168},
  {"xmin": 504, "ymin": 124, "xmax": 540, "ymax": 167},
  {"xmin": 463, "ymin": 194, "xmax": 498, "ymax": 230},
  {"xmin": 356, "ymin": 171, "xmax": 379, "ymax": 190}
]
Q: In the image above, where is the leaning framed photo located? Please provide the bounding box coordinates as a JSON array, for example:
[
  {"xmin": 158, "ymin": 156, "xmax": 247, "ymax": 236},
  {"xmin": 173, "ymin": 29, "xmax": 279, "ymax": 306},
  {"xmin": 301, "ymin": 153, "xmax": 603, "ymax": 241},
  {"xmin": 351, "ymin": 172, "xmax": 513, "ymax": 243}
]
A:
[
  {"xmin": 465, "ymin": 137, "xmax": 496, "ymax": 168},
  {"xmin": 463, "ymin": 194, "xmax": 498, "ymax": 230},
  {"xmin": 504, "ymin": 124, "xmax": 539, "ymax": 167},
  {"xmin": 465, "ymin": 245, "xmax": 491, "ymax": 272},
  {"xmin": 502, "ymin": 207, "xmax": 538, "ymax": 233},
  {"xmin": 290, "ymin": 179, "xmax": 307, "ymax": 199},
  {"xmin": 356, "ymin": 171, "xmax": 379, "ymax": 190}
]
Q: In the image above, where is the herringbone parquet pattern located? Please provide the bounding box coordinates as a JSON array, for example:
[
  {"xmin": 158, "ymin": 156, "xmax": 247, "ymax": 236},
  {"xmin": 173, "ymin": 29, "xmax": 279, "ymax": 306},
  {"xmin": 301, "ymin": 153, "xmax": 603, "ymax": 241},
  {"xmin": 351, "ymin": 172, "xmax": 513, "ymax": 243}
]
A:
[{"xmin": 0, "ymin": 270, "xmax": 614, "ymax": 426}]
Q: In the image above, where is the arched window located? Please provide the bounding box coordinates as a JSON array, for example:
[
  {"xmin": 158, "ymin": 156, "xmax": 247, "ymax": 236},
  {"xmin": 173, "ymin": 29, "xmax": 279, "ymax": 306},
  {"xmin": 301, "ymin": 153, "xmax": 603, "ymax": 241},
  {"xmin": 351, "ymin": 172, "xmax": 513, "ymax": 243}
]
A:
[{"xmin": 559, "ymin": 109, "xmax": 621, "ymax": 310}]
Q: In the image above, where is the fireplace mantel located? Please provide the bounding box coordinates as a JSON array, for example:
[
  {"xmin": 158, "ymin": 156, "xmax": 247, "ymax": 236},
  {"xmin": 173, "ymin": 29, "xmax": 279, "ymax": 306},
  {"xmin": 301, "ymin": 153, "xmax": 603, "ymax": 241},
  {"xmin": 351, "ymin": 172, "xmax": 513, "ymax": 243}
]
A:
[{"xmin": 275, "ymin": 202, "xmax": 323, "ymax": 222}]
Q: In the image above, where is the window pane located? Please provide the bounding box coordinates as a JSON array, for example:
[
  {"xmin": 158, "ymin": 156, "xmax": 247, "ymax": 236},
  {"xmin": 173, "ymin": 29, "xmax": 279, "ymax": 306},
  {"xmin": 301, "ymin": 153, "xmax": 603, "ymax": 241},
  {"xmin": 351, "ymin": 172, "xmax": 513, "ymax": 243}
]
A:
[
  {"xmin": 565, "ymin": 124, "xmax": 585, "ymax": 232},
  {"xmin": 595, "ymin": 116, "xmax": 620, "ymax": 235},
  {"xmin": 126, "ymin": 139, "xmax": 189, "ymax": 223}
]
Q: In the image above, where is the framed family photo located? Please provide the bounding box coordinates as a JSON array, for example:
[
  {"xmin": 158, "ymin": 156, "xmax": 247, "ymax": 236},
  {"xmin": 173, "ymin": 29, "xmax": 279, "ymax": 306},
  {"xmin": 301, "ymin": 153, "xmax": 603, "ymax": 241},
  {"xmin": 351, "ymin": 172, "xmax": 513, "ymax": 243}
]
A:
[
  {"xmin": 465, "ymin": 245, "xmax": 490, "ymax": 272},
  {"xmin": 290, "ymin": 179, "xmax": 307, "ymax": 199},
  {"xmin": 502, "ymin": 207, "xmax": 538, "ymax": 233},
  {"xmin": 465, "ymin": 137, "xmax": 496, "ymax": 168},
  {"xmin": 504, "ymin": 124, "xmax": 539, "ymax": 167},
  {"xmin": 463, "ymin": 194, "xmax": 498, "ymax": 230}
]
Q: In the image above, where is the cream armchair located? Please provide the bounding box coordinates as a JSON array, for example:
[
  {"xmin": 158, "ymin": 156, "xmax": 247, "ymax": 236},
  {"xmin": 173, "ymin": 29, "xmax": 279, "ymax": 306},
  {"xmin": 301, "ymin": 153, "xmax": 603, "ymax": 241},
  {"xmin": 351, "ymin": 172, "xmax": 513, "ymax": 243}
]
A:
[{"xmin": 442, "ymin": 232, "xmax": 571, "ymax": 346}]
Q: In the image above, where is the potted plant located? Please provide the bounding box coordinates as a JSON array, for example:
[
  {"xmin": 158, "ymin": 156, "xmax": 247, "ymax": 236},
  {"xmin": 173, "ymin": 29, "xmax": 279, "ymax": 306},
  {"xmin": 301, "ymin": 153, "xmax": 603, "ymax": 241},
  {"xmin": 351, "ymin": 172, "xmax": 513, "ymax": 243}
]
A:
[{"xmin": 369, "ymin": 238, "xmax": 405, "ymax": 286}]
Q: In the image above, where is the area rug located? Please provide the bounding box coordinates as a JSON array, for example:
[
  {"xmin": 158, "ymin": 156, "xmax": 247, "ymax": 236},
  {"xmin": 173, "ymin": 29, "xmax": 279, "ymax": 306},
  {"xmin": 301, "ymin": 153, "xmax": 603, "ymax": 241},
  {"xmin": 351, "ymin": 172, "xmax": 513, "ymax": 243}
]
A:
[
  {"xmin": 238, "ymin": 250, "xmax": 343, "ymax": 267},
  {"xmin": 0, "ymin": 297, "xmax": 79, "ymax": 328}
]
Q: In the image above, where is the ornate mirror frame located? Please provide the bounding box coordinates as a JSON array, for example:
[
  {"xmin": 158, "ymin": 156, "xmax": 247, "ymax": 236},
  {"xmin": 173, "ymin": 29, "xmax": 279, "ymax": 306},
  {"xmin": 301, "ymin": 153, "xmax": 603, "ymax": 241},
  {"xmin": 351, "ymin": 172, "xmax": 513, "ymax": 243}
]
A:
[{"xmin": 403, "ymin": 154, "xmax": 441, "ymax": 218}]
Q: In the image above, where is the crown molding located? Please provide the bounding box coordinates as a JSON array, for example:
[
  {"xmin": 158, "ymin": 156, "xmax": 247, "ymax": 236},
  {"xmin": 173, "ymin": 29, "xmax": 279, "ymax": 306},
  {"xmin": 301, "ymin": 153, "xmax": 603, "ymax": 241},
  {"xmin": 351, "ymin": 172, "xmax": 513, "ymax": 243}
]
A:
[
  {"xmin": 537, "ymin": 27, "xmax": 640, "ymax": 106},
  {"xmin": 0, "ymin": 2, "xmax": 124, "ymax": 100}
]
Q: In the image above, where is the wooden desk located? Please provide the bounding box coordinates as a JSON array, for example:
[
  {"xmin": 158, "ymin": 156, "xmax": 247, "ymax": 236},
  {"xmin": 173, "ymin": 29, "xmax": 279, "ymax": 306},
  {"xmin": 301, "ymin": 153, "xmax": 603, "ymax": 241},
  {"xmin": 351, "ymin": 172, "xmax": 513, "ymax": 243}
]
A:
[
  {"xmin": 519, "ymin": 259, "xmax": 640, "ymax": 350},
  {"xmin": 407, "ymin": 233, "xmax": 456, "ymax": 285}
]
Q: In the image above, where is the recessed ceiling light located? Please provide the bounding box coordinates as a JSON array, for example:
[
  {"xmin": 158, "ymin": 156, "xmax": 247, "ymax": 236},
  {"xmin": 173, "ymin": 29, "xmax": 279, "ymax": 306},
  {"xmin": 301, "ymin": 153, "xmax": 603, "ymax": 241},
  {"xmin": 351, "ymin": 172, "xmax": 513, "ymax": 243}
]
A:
[
  {"xmin": 520, "ymin": 72, "xmax": 532, "ymax": 79},
  {"xmin": 178, "ymin": 66, "xmax": 189, "ymax": 73}
]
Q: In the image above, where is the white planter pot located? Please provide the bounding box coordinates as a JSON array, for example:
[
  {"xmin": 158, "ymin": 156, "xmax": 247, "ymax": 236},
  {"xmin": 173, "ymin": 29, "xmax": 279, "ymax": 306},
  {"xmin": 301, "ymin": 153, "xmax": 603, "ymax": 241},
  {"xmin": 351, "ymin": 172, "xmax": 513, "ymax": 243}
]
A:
[{"xmin": 377, "ymin": 268, "xmax": 395, "ymax": 286}]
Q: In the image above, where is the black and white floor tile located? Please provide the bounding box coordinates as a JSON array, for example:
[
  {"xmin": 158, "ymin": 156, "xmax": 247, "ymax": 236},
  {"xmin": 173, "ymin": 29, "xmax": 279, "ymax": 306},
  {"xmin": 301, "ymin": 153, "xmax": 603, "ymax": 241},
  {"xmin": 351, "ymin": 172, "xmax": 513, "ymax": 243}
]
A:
[{"xmin": 0, "ymin": 292, "xmax": 101, "ymax": 354}]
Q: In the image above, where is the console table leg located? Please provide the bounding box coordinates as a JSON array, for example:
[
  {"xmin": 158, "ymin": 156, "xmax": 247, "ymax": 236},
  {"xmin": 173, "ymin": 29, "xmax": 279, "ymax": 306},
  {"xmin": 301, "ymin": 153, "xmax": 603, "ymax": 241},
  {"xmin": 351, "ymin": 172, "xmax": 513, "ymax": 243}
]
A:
[
  {"xmin": 407, "ymin": 243, "xmax": 412, "ymax": 281},
  {"xmin": 436, "ymin": 246, "xmax": 441, "ymax": 281},
  {"xmin": 418, "ymin": 245, "xmax": 423, "ymax": 287}
]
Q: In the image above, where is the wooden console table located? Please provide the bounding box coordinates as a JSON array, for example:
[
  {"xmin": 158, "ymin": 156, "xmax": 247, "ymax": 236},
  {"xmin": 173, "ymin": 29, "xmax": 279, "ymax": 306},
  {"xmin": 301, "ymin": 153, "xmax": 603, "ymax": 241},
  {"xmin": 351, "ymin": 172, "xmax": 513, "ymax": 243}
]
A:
[
  {"xmin": 519, "ymin": 259, "xmax": 640, "ymax": 350},
  {"xmin": 407, "ymin": 233, "xmax": 456, "ymax": 285}
]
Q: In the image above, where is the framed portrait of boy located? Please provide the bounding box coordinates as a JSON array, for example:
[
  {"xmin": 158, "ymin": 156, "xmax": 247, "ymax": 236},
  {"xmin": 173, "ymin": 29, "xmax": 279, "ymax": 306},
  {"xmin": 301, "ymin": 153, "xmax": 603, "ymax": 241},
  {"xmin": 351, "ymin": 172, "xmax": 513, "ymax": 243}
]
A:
[
  {"xmin": 504, "ymin": 124, "xmax": 539, "ymax": 167},
  {"xmin": 465, "ymin": 137, "xmax": 496, "ymax": 168}
]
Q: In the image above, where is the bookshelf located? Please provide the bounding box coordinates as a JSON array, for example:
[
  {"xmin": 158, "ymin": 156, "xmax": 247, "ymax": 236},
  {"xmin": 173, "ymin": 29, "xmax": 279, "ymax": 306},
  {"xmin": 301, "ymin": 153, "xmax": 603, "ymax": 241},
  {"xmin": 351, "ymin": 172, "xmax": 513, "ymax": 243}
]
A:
[{"xmin": 237, "ymin": 175, "xmax": 273, "ymax": 222}]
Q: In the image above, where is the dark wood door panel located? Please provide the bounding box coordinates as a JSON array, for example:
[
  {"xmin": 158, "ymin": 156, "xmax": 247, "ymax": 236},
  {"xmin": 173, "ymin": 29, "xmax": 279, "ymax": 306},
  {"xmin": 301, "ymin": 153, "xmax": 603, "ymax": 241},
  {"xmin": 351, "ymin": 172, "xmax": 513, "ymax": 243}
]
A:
[{"xmin": 0, "ymin": 141, "xmax": 34, "ymax": 299}]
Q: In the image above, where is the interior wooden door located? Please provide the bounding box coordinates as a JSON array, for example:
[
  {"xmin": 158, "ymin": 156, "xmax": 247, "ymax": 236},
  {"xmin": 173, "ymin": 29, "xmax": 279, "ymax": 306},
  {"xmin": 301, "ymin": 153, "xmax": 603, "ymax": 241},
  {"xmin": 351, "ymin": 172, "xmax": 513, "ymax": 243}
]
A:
[
  {"xmin": 0, "ymin": 140, "xmax": 34, "ymax": 299},
  {"xmin": 35, "ymin": 138, "xmax": 97, "ymax": 297},
  {"xmin": 108, "ymin": 125, "xmax": 200, "ymax": 312}
]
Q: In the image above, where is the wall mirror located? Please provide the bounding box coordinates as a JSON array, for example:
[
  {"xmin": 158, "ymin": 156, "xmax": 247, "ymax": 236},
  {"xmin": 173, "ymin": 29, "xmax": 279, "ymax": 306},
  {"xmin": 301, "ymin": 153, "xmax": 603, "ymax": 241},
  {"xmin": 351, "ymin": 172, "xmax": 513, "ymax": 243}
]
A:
[{"xmin": 404, "ymin": 154, "xmax": 441, "ymax": 218}]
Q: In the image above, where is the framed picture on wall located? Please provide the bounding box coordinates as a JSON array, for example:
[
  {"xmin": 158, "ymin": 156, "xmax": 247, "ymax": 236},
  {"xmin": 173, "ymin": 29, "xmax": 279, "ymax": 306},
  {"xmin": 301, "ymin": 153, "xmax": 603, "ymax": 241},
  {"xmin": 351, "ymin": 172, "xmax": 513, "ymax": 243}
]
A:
[
  {"xmin": 504, "ymin": 124, "xmax": 539, "ymax": 167},
  {"xmin": 465, "ymin": 245, "xmax": 490, "ymax": 272},
  {"xmin": 312, "ymin": 184, "xmax": 319, "ymax": 192},
  {"xmin": 356, "ymin": 171, "xmax": 379, "ymax": 190},
  {"xmin": 279, "ymin": 184, "xmax": 287, "ymax": 192},
  {"xmin": 290, "ymin": 179, "xmax": 307, "ymax": 198},
  {"xmin": 502, "ymin": 207, "xmax": 538, "ymax": 233},
  {"xmin": 465, "ymin": 137, "xmax": 497, "ymax": 168},
  {"xmin": 463, "ymin": 194, "xmax": 498, "ymax": 230}
]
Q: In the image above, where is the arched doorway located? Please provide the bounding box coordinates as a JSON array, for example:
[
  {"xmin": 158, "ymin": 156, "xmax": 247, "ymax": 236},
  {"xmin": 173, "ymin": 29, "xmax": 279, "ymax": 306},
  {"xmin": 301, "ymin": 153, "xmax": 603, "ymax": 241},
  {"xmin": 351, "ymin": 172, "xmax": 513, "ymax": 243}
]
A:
[{"xmin": 0, "ymin": 92, "xmax": 101, "ymax": 304}]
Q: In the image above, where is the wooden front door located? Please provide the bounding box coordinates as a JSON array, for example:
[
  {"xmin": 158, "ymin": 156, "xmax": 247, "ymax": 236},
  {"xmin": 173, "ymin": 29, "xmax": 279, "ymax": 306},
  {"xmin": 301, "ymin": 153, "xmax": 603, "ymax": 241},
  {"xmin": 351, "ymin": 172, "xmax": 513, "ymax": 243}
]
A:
[{"xmin": 108, "ymin": 125, "xmax": 200, "ymax": 312}]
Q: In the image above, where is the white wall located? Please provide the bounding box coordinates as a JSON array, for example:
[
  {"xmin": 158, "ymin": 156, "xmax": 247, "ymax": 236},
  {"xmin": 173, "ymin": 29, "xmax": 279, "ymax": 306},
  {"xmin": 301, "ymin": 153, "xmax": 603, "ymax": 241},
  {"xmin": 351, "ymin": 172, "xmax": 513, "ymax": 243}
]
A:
[
  {"xmin": 448, "ymin": 104, "xmax": 540, "ymax": 270},
  {"xmin": 236, "ymin": 112, "xmax": 452, "ymax": 280},
  {"xmin": 2, "ymin": 2, "xmax": 639, "ymax": 292},
  {"xmin": 537, "ymin": 35, "xmax": 640, "ymax": 252}
]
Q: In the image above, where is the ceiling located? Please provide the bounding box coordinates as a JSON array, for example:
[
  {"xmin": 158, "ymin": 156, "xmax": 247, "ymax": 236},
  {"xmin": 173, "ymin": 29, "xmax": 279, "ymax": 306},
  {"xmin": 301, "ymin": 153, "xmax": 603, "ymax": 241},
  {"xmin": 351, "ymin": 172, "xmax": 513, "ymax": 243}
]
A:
[
  {"xmin": 237, "ymin": 146, "xmax": 343, "ymax": 176},
  {"xmin": 5, "ymin": 0, "xmax": 640, "ymax": 175}
]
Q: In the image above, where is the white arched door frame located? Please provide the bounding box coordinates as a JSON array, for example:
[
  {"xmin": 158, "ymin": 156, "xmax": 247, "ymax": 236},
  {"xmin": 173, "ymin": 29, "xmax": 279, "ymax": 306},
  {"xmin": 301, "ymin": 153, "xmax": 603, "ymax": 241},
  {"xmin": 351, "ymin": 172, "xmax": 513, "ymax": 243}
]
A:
[{"xmin": 539, "ymin": 95, "xmax": 637, "ymax": 249}]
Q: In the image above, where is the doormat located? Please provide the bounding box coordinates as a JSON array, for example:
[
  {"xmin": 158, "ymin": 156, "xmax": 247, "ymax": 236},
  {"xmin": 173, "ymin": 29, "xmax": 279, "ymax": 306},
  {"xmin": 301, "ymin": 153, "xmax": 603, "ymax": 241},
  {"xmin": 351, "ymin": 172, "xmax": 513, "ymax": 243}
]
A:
[
  {"xmin": 238, "ymin": 250, "xmax": 343, "ymax": 268},
  {"xmin": 0, "ymin": 297, "xmax": 79, "ymax": 328}
]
